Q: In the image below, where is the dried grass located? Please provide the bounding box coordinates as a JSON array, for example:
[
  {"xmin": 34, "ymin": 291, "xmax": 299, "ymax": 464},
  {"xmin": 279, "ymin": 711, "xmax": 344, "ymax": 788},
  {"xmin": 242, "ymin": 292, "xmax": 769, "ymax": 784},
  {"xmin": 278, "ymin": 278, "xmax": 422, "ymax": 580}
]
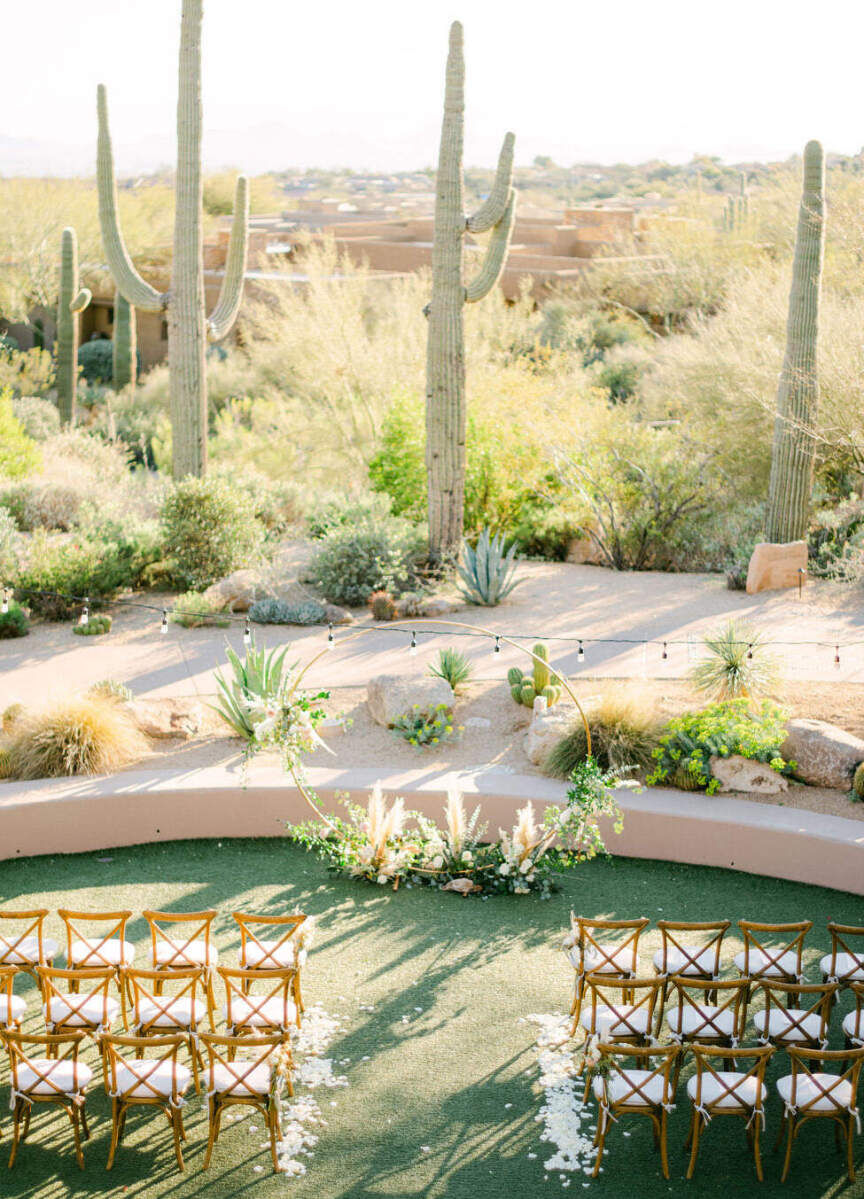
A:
[{"xmin": 2, "ymin": 695, "xmax": 148, "ymax": 779}]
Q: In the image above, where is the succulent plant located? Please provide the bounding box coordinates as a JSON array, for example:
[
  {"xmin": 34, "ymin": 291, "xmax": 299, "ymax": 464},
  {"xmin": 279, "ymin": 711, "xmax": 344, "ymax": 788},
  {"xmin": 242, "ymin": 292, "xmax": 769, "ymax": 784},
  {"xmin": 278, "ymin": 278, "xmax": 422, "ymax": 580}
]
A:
[
  {"xmin": 456, "ymin": 527, "xmax": 520, "ymax": 606},
  {"xmin": 248, "ymin": 597, "xmax": 326, "ymax": 626},
  {"xmin": 369, "ymin": 590, "xmax": 399, "ymax": 621},
  {"xmin": 112, "ymin": 289, "xmax": 136, "ymax": 391},
  {"xmin": 508, "ymin": 642, "xmax": 561, "ymax": 708},
  {"xmin": 56, "ymin": 227, "xmax": 91, "ymax": 425},
  {"xmin": 72, "ymin": 613, "xmax": 113, "ymax": 636}
]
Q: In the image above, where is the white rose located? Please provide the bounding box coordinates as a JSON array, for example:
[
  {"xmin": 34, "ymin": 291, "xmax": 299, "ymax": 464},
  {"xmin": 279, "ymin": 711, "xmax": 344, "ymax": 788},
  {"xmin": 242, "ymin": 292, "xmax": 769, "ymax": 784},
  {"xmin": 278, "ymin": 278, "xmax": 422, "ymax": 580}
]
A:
[
  {"xmin": 498, "ymin": 863, "xmax": 511, "ymax": 876},
  {"xmin": 463, "ymin": 851, "xmax": 473, "ymax": 864},
  {"xmin": 519, "ymin": 858, "xmax": 532, "ymax": 874},
  {"xmin": 431, "ymin": 855, "xmax": 444, "ymax": 869},
  {"xmin": 358, "ymin": 845, "xmax": 373, "ymax": 864},
  {"xmin": 376, "ymin": 874, "xmax": 388, "ymax": 885}
]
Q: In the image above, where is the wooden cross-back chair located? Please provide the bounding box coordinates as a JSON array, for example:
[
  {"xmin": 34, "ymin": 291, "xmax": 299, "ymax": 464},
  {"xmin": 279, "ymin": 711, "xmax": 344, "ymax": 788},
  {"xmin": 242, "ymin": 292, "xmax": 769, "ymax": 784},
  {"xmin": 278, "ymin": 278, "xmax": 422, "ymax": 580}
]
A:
[
  {"xmin": 754, "ymin": 979, "xmax": 838, "ymax": 1053},
  {"xmin": 38, "ymin": 965, "xmax": 122, "ymax": 1042},
  {"xmin": 0, "ymin": 908, "xmax": 57, "ymax": 981},
  {"xmin": 142, "ymin": 908, "xmax": 218, "ymax": 981},
  {"xmin": 775, "ymin": 1046, "xmax": 864, "ymax": 1183},
  {"xmin": 100, "ymin": 1032, "xmax": 192, "ymax": 1171},
  {"xmin": 843, "ymin": 981, "xmax": 864, "ymax": 1052},
  {"xmin": 822, "ymin": 922, "xmax": 864, "ymax": 988},
  {"xmin": 653, "ymin": 919, "xmax": 730, "ymax": 1028},
  {"xmin": 590, "ymin": 1043, "xmax": 678, "ymax": 1179},
  {"xmin": 219, "ymin": 965, "xmax": 300, "ymax": 1040},
  {"xmin": 199, "ymin": 1031, "xmax": 290, "ymax": 1173},
  {"xmin": 232, "ymin": 911, "xmax": 307, "ymax": 1009},
  {"xmin": 566, "ymin": 915, "xmax": 649, "ymax": 1033},
  {"xmin": 3, "ymin": 1029, "xmax": 93, "ymax": 1169},
  {"xmin": 578, "ymin": 976, "xmax": 661, "ymax": 1049},
  {"xmin": 734, "ymin": 920, "xmax": 811, "ymax": 999},
  {"xmin": 685, "ymin": 1044, "xmax": 774, "ymax": 1181},
  {"xmin": 57, "ymin": 909, "xmax": 135, "ymax": 985},
  {"xmin": 0, "ymin": 964, "xmax": 26, "ymax": 1031},
  {"xmin": 664, "ymin": 977, "xmax": 748, "ymax": 1073},
  {"xmin": 123, "ymin": 966, "xmax": 212, "ymax": 1092}
]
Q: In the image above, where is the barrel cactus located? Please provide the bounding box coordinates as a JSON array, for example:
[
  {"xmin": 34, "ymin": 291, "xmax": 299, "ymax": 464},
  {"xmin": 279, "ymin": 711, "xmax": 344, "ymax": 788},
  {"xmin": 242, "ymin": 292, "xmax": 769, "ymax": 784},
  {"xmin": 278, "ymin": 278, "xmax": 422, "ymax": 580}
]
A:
[
  {"xmin": 425, "ymin": 21, "xmax": 516, "ymax": 560},
  {"xmin": 96, "ymin": 0, "xmax": 248, "ymax": 478},
  {"xmin": 56, "ymin": 227, "xmax": 91, "ymax": 425},
  {"xmin": 112, "ymin": 290, "xmax": 136, "ymax": 391},
  {"xmin": 765, "ymin": 141, "xmax": 825, "ymax": 543},
  {"xmin": 508, "ymin": 642, "xmax": 562, "ymax": 708}
]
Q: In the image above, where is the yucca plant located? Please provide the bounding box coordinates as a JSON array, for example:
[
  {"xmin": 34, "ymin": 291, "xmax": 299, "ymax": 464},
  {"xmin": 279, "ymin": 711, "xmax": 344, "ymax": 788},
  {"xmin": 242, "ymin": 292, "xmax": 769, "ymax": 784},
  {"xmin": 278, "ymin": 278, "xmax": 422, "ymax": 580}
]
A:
[
  {"xmin": 690, "ymin": 620, "xmax": 779, "ymax": 701},
  {"xmin": 429, "ymin": 647, "xmax": 473, "ymax": 692},
  {"xmin": 456, "ymin": 528, "xmax": 520, "ymax": 606}
]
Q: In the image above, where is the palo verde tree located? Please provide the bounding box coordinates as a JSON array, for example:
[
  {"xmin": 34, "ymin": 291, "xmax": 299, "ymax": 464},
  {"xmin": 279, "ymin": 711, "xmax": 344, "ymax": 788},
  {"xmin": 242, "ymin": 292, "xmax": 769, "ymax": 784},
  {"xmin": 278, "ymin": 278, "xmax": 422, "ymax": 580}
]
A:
[
  {"xmin": 96, "ymin": 0, "xmax": 248, "ymax": 477},
  {"xmin": 765, "ymin": 140, "xmax": 825, "ymax": 543},
  {"xmin": 425, "ymin": 20, "xmax": 516, "ymax": 560},
  {"xmin": 56, "ymin": 227, "xmax": 91, "ymax": 425}
]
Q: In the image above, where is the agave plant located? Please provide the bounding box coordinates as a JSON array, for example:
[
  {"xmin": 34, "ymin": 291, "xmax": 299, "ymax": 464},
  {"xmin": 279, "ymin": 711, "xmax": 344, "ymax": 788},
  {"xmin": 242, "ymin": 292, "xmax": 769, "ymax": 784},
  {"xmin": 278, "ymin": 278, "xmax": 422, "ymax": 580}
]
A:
[
  {"xmin": 456, "ymin": 528, "xmax": 520, "ymax": 606},
  {"xmin": 690, "ymin": 620, "xmax": 779, "ymax": 701},
  {"xmin": 213, "ymin": 640, "xmax": 293, "ymax": 738}
]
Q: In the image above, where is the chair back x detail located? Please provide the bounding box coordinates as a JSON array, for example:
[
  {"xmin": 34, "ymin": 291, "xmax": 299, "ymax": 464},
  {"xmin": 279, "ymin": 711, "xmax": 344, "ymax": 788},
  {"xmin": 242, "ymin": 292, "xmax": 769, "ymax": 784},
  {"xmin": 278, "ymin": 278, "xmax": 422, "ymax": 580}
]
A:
[
  {"xmin": 38, "ymin": 965, "xmax": 121, "ymax": 1037},
  {"xmin": 755, "ymin": 979, "xmax": 837, "ymax": 1051},
  {"xmin": 58, "ymin": 908, "xmax": 135, "ymax": 972},
  {"xmin": 822, "ymin": 922, "xmax": 864, "ymax": 986},
  {"xmin": 685, "ymin": 1044, "xmax": 774, "ymax": 1181},
  {"xmin": 0, "ymin": 908, "xmax": 56, "ymax": 976},
  {"xmin": 143, "ymin": 908, "xmax": 218, "ymax": 971}
]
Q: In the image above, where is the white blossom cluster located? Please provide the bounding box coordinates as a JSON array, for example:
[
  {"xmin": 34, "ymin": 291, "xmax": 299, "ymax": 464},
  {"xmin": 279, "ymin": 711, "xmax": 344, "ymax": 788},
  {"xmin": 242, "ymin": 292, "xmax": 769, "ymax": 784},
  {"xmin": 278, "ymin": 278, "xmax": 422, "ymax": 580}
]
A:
[
  {"xmin": 525, "ymin": 1012, "xmax": 599, "ymax": 1180},
  {"xmin": 274, "ymin": 1003, "xmax": 349, "ymax": 1178}
]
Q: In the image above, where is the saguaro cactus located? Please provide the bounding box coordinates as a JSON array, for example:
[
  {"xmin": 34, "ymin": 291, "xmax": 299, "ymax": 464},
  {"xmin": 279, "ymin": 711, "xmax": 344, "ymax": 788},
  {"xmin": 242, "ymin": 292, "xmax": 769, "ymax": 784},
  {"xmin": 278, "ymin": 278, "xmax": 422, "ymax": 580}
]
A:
[
  {"xmin": 111, "ymin": 290, "xmax": 136, "ymax": 391},
  {"xmin": 96, "ymin": 0, "xmax": 248, "ymax": 477},
  {"xmin": 425, "ymin": 21, "xmax": 516, "ymax": 560},
  {"xmin": 56, "ymin": 227, "xmax": 91, "ymax": 425},
  {"xmin": 765, "ymin": 140, "xmax": 825, "ymax": 543}
]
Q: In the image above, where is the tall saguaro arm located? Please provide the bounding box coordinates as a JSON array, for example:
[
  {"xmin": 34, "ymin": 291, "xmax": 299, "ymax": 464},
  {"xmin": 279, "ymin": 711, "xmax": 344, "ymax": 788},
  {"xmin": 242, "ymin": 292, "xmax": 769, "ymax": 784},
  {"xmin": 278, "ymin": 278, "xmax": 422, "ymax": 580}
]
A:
[
  {"xmin": 465, "ymin": 189, "xmax": 516, "ymax": 302},
  {"xmin": 207, "ymin": 174, "xmax": 250, "ymax": 342},
  {"xmin": 467, "ymin": 132, "xmax": 515, "ymax": 233}
]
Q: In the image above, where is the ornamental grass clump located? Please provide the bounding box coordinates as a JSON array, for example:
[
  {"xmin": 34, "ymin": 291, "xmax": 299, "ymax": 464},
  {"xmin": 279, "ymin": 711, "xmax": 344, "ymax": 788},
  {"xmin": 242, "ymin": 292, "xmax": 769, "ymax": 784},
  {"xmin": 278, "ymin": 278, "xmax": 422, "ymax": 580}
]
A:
[
  {"xmin": 2, "ymin": 695, "xmax": 148, "ymax": 779},
  {"xmin": 690, "ymin": 620, "xmax": 779, "ymax": 700},
  {"xmin": 852, "ymin": 762, "xmax": 864, "ymax": 802},
  {"xmin": 429, "ymin": 647, "xmax": 473, "ymax": 693},
  {"xmin": 72, "ymin": 613, "xmax": 112, "ymax": 636},
  {"xmin": 544, "ymin": 688, "xmax": 663, "ymax": 779},
  {"xmin": 249, "ymin": 597, "xmax": 326, "ymax": 626},
  {"xmin": 647, "ymin": 698, "xmax": 793, "ymax": 795}
]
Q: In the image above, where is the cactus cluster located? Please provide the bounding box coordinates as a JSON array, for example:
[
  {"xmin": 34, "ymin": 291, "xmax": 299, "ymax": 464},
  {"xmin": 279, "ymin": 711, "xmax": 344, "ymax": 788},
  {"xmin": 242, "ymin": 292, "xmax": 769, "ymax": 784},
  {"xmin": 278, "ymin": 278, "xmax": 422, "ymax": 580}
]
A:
[
  {"xmin": 721, "ymin": 174, "xmax": 750, "ymax": 233},
  {"xmin": 507, "ymin": 643, "xmax": 561, "ymax": 708},
  {"xmin": 425, "ymin": 22, "xmax": 516, "ymax": 560},
  {"xmin": 56, "ymin": 227, "xmax": 91, "ymax": 425},
  {"xmin": 369, "ymin": 590, "xmax": 399, "ymax": 621}
]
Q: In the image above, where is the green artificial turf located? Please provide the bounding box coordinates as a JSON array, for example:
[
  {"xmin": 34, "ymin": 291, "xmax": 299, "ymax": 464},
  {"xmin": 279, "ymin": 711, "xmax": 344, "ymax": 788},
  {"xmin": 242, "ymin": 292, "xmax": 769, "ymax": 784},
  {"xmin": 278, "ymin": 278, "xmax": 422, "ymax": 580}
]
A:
[{"xmin": 0, "ymin": 838, "xmax": 862, "ymax": 1198}]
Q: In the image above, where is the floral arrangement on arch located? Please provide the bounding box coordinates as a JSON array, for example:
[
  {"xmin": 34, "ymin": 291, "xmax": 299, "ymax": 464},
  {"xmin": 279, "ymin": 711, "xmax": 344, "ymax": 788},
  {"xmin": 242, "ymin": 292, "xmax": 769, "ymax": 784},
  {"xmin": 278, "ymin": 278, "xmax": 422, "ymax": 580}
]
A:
[{"xmin": 285, "ymin": 759, "xmax": 631, "ymax": 898}]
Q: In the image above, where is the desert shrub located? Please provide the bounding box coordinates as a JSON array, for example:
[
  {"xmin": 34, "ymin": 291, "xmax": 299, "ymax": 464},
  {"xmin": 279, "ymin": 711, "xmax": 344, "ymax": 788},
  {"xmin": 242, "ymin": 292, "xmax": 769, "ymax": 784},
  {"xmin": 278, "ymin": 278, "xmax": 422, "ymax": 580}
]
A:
[
  {"xmin": 544, "ymin": 689, "xmax": 663, "ymax": 777},
  {"xmin": 88, "ymin": 679, "xmax": 133, "ymax": 702},
  {"xmin": 308, "ymin": 517, "xmax": 424, "ymax": 606},
  {"xmin": 646, "ymin": 698, "xmax": 793, "ymax": 794},
  {"xmin": 457, "ymin": 528, "xmax": 520, "ymax": 606},
  {"xmin": 2, "ymin": 481, "xmax": 84, "ymax": 531},
  {"xmin": 248, "ymin": 597, "xmax": 326, "ymax": 625},
  {"xmin": 392, "ymin": 703, "xmax": 457, "ymax": 749},
  {"xmin": 77, "ymin": 339, "xmax": 114, "ymax": 385},
  {"xmin": 305, "ymin": 493, "xmax": 393, "ymax": 540},
  {"xmin": 429, "ymin": 648, "xmax": 473, "ymax": 693},
  {"xmin": 594, "ymin": 344, "xmax": 650, "ymax": 404},
  {"xmin": 0, "ymin": 508, "xmax": 23, "ymax": 579},
  {"xmin": 0, "ymin": 599, "xmax": 28, "ymax": 639},
  {"xmin": 12, "ymin": 396, "xmax": 60, "ymax": 440},
  {"xmin": 170, "ymin": 591, "xmax": 231, "ymax": 629},
  {"xmin": 808, "ymin": 497, "xmax": 864, "ymax": 582},
  {"xmin": 2, "ymin": 695, "xmax": 148, "ymax": 779},
  {"xmin": 12, "ymin": 529, "xmax": 157, "ymax": 619},
  {"xmin": 161, "ymin": 476, "xmax": 265, "ymax": 590},
  {"xmin": 0, "ymin": 390, "xmax": 41, "ymax": 479},
  {"xmin": 72, "ymin": 613, "xmax": 113, "ymax": 636},
  {"xmin": 211, "ymin": 465, "xmax": 305, "ymax": 538},
  {"xmin": 1, "ymin": 702, "xmax": 24, "ymax": 732},
  {"xmin": 368, "ymin": 590, "xmax": 398, "ymax": 621},
  {"xmin": 507, "ymin": 503, "xmax": 583, "ymax": 562},
  {"xmin": 690, "ymin": 620, "xmax": 779, "ymax": 700},
  {"xmin": 853, "ymin": 761, "xmax": 864, "ymax": 801},
  {"xmin": 0, "ymin": 347, "xmax": 55, "ymax": 397}
]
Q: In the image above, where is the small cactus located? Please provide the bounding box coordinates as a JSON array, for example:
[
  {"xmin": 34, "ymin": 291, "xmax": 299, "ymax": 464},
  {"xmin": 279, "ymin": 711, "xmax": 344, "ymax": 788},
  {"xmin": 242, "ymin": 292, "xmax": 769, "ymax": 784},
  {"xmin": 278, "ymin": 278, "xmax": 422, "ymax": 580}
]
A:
[
  {"xmin": 853, "ymin": 761, "xmax": 864, "ymax": 801},
  {"xmin": 508, "ymin": 641, "xmax": 560, "ymax": 708},
  {"xmin": 369, "ymin": 590, "xmax": 398, "ymax": 621},
  {"xmin": 532, "ymin": 642, "xmax": 550, "ymax": 692},
  {"xmin": 507, "ymin": 666, "xmax": 523, "ymax": 688}
]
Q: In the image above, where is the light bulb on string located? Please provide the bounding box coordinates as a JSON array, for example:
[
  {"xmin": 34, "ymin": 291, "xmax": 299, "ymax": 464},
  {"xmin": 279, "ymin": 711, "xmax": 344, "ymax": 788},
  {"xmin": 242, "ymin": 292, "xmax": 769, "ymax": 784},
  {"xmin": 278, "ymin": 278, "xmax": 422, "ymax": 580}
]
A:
[
  {"xmin": 493, "ymin": 634, "xmax": 501, "ymax": 654},
  {"xmin": 409, "ymin": 631, "xmax": 417, "ymax": 657},
  {"xmin": 79, "ymin": 598, "xmax": 89, "ymax": 627},
  {"xmin": 1, "ymin": 589, "xmax": 8, "ymax": 615},
  {"xmin": 661, "ymin": 641, "xmax": 668, "ymax": 660},
  {"xmin": 326, "ymin": 623, "xmax": 335, "ymax": 651},
  {"xmin": 577, "ymin": 640, "xmax": 585, "ymax": 663},
  {"xmin": 243, "ymin": 618, "xmax": 251, "ymax": 648},
  {"xmin": 160, "ymin": 609, "xmax": 168, "ymax": 635},
  {"xmin": 747, "ymin": 644, "xmax": 753, "ymax": 660},
  {"xmin": 834, "ymin": 645, "xmax": 841, "ymax": 668}
]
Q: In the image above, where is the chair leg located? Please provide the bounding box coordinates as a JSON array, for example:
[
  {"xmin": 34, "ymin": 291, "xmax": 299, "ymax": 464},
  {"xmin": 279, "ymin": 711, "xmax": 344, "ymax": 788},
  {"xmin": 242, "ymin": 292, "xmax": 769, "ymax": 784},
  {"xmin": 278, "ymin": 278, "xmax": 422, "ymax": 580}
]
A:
[
  {"xmin": 203, "ymin": 1098, "xmax": 220, "ymax": 1170},
  {"xmin": 8, "ymin": 1099, "xmax": 23, "ymax": 1168},
  {"xmin": 79, "ymin": 1102, "xmax": 90, "ymax": 1141},
  {"xmin": 171, "ymin": 1111, "xmax": 185, "ymax": 1171},
  {"xmin": 591, "ymin": 1121, "xmax": 607, "ymax": 1179},
  {"xmin": 773, "ymin": 1112, "xmax": 787, "ymax": 1152},
  {"xmin": 20, "ymin": 1106, "xmax": 31, "ymax": 1142},
  {"xmin": 780, "ymin": 1115, "xmax": 795, "ymax": 1183},
  {"xmin": 659, "ymin": 1109, "xmax": 670, "ymax": 1180},
  {"xmin": 106, "ymin": 1099, "xmax": 120, "ymax": 1170},
  {"xmin": 69, "ymin": 1106, "xmax": 85, "ymax": 1170},
  {"xmin": 848, "ymin": 1116, "xmax": 856, "ymax": 1183},
  {"xmin": 269, "ymin": 1104, "xmax": 282, "ymax": 1173},
  {"xmin": 753, "ymin": 1120, "xmax": 763, "ymax": 1182},
  {"xmin": 686, "ymin": 1114, "xmax": 703, "ymax": 1180}
]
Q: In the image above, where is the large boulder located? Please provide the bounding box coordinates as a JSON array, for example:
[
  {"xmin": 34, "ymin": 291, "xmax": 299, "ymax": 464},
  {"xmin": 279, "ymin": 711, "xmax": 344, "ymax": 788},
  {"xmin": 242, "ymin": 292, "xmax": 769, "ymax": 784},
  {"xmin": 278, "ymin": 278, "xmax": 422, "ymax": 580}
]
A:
[
  {"xmin": 126, "ymin": 698, "xmax": 203, "ymax": 740},
  {"xmin": 524, "ymin": 703, "xmax": 583, "ymax": 766},
  {"xmin": 323, "ymin": 603, "xmax": 353, "ymax": 626},
  {"xmin": 367, "ymin": 675, "xmax": 453, "ymax": 728},
  {"xmin": 201, "ymin": 568, "xmax": 265, "ymax": 612},
  {"xmin": 709, "ymin": 754, "xmax": 789, "ymax": 795},
  {"xmin": 781, "ymin": 719, "xmax": 864, "ymax": 790},
  {"xmin": 745, "ymin": 541, "xmax": 807, "ymax": 594}
]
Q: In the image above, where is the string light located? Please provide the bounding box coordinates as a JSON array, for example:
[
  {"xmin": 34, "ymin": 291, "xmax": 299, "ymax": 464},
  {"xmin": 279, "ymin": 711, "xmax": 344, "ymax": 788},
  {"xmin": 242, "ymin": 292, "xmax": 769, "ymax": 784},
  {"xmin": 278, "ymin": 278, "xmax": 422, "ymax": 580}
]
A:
[
  {"xmin": 79, "ymin": 598, "xmax": 89, "ymax": 627},
  {"xmin": 661, "ymin": 641, "xmax": 668, "ymax": 660},
  {"xmin": 160, "ymin": 608, "xmax": 168, "ymax": 635},
  {"xmin": 243, "ymin": 618, "xmax": 251, "ymax": 648},
  {"xmin": 409, "ymin": 630, "xmax": 417, "ymax": 656},
  {"xmin": 577, "ymin": 640, "xmax": 585, "ymax": 663},
  {"xmin": 835, "ymin": 645, "xmax": 841, "ymax": 668},
  {"xmin": 1, "ymin": 589, "xmax": 8, "ymax": 615},
  {"xmin": 747, "ymin": 643, "xmax": 753, "ymax": 660},
  {"xmin": 494, "ymin": 634, "xmax": 501, "ymax": 654},
  {"xmin": 326, "ymin": 623, "xmax": 335, "ymax": 651}
]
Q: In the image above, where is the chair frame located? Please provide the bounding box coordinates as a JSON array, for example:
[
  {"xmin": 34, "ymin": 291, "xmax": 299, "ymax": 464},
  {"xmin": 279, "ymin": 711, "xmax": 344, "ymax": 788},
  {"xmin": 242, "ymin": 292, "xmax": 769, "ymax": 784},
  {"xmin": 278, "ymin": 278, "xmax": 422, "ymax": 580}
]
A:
[
  {"xmin": 100, "ymin": 1032, "xmax": 190, "ymax": 1171},
  {"xmin": 57, "ymin": 908, "xmax": 134, "ymax": 986},
  {"xmin": 566, "ymin": 914, "xmax": 649, "ymax": 1034},
  {"xmin": 0, "ymin": 964, "xmax": 24, "ymax": 1032},
  {"xmin": 0, "ymin": 909, "xmax": 55, "ymax": 981},
  {"xmin": 843, "ymin": 981, "xmax": 864, "ymax": 1051},
  {"xmin": 38, "ymin": 965, "xmax": 121, "ymax": 1041},
  {"xmin": 775, "ymin": 1046, "xmax": 864, "ymax": 1183},
  {"xmin": 142, "ymin": 908, "xmax": 218, "ymax": 981},
  {"xmin": 232, "ymin": 911, "xmax": 307, "ymax": 1010},
  {"xmin": 123, "ymin": 966, "xmax": 213, "ymax": 1092},
  {"xmin": 665, "ymin": 976, "xmax": 749, "ymax": 1079},
  {"xmin": 199, "ymin": 1031, "xmax": 290, "ymax": 1173},
  {"xmin": 579, "ymin": 975, "xmax": 661, "ymax": 1050},
  {"xmin": 685, "ymin": 1044, "xmax": 774, "ymax": 1181},
  {"xmin": 591, "ymin": 1043, "xmax": 679, "ymax": 1179},
  {"xmin": 735, "ymin": 920, "xmax": 811, "ymax": 998},
  {"xmin": 3, "ymin": 1029, "xmax": 91, "ymax": 1169},
  {"xmin": 653, "ymin": 919, "xmax": 730, "ymax": 1030},
  {"xmin": 755, "ymin": 979, "xmax": 838, "ymax": 1053},
  {"xmin": 219, "ymin": 965, "xmax": 301, "ymax": 1039},
  {"xmin": 823, "ymin": 922, "xmax": 864, "ymax": 986}
]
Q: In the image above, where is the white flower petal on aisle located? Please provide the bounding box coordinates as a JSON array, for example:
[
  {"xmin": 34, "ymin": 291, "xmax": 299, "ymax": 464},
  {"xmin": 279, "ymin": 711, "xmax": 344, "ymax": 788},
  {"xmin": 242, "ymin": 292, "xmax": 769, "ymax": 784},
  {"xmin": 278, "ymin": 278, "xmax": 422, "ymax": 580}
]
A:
[
  {"xmin": 524, "ymin": 1012, "xmax": 598, "ymax": 1178},
  {"xmin": 275, "ymin": 1003, "xmax": 349, "ymax": 1177}
]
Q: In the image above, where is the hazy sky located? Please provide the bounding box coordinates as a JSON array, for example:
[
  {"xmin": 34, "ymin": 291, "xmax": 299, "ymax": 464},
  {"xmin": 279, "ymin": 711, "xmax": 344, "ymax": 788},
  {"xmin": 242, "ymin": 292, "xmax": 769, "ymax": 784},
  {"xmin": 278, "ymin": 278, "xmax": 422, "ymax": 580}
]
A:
[{"xmin": 4, "ymin": 0, "xmax": 864, "ymax": 174}]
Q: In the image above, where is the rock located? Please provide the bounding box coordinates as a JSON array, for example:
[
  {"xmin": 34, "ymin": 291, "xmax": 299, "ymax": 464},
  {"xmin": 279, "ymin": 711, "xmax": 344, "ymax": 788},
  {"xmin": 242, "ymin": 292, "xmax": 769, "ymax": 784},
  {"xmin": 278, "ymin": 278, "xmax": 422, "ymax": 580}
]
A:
[
  {"xmin": 201, "ymin": 569, "xmax": 265, "ymax": 612},
  {"xmin": 524, "ymin": 704, "xmax": 582, "ymax": 766},
  {"xmin": 709, "ymin": 755, "xmax": 789, "ymax": 795},
  {"xmin": 566, "ymin": 535, "xmax": 605, "ymax": 566},
  {"xmin": 323, "ymin": 603, "xmax": 353, "ymax": 626},
  {"xmin": 126, "ymin": 698, "xmax": 202, "ymax": 740},
  {"xmin": 781, "ymin": 719, "xmax": 864, "ymax": 790},
  {"xmin": 745, "ymin": 541, "xmax": 808, "ymax": 594},
  {"xmin": 366, "ymin": 674, "xmax": 453, "ymax": 728},
  {"xmin": 419, "ymin": 597, "xmax": 459, "ymax": 617}
]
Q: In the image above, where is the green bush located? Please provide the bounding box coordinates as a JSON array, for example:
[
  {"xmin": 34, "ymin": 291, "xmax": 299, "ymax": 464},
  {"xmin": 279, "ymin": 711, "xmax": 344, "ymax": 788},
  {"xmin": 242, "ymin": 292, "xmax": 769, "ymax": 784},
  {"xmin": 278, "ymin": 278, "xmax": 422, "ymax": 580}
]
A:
[
  {"xmin": 2, "ymin": 482, "xmax": 83, "ymax": 531},
  {"xmin": 73, "ymin": 613, "xmax": 112, "ymax": 636},
  {"xmin": 808, "ymin": 497, "xmax": 864, "ymax": 582},
  {"xmin": 0, "ymin": 508, "xmax": 22, "ymax": 580},
  {"xmin": 646, "ymin": 698, "xmax": 793, "ymax": 795},
  {"xmin": 77, "ymin": 339, "xmax": 114, "ymax": 385},
  {"xmin": 0, "ymin": 599, "xmax": 29, "ymax": 639},
  {"xmin": 12, "ymin": 396, "xmax": 60, "ymax": 440},
  {"xmin": 13, "ymin": 531, "xmax": 154, "ymax": 620},
  {"xmin": 161, "ymin": 476, "xmax": 265, "ymax": 591},
  {"xmin": 308, "ymin": 516, "xmax": 425, "ymax": 607},
  {"xmin": 0, "ymin": 347, "xmax": 55, "ymax": 398},
  {"xmin": 169, "ymin": 591, "xmax": 231, "ymax": 629},
  {"xmin": 249, "ymin": 597, "xmax": 326, "ymax": 625},
  {"xmin": 305, "ymin": 493, "xmax": 393, "ymax": 540},
  {"xmin": 0, "ymin": 389, "xmax": 41, "ymax": 479},
  {"xmin": 853, "ymin": 761, "xmax": 864, "ymax": 801}
]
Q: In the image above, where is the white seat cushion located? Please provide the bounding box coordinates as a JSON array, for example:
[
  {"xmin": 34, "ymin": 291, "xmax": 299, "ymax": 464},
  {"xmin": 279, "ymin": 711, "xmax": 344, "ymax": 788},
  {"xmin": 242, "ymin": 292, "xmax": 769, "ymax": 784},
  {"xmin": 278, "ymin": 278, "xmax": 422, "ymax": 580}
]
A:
[
  {"xmin": 112, "ymin": 1060, "xmax": 192, "ymax": 1100},
  {"xmin": 754, "ymin": 1008, "xmax": 823, "ymax": 1043},
  {"xmin": 592, "ymin": 1068, "xmax": 666, "ymax": 1106},
  {"xmin": 68, "ymin": 938, "xmax": 135, "ymax": 967},
  {"xmin": 18, "ymin": 1059, "xmax": 93, "ymax": 1096},
  {"xmin": 45, "ymin": 995, "xmax": 120, "ymax": 1027},
  {"xmin": 843, "ymin": 1010, "xmax": 863, "ymax": 1043},
  {"xmin": 734, "ymin": 948, "xmax": 799, "ymax": 978},
  {"xmin": 223, "ymin": 996, "xmax": 297, "ymax": 1028},
  {"xmin": 820, "ymin": 952, "xmax": 864, "ymax": 982},
  {"xmin": 653, "ymin": 946, "xmax": 718, "ymax": 975},
  {"xmin": 241, "ymin": 939, "xmax": 299, "ymax": 969},
  {"xmin": 666, "ymin": 1005, "xmax": 735, "ymax": 1039},
  {"xmin": 580, "ymin": 1005, "xmax": 651, "ymax": 1037},
  {"xmin": 0, "ymin": 993, "xmax": 27, "ymax": 1024},
  {"xmin": 0, "ymin": 934, "xmax": 59, "ymax": 965},
  {"xmin": 777, "ymin": 1073, "xmax": 853, "ymax": 1111},
  {"xmin": 211, "ymin": 1061, "xmax": 270, "ymax": 1096},
  {"xmin": 568, "ymin": 946, "xmax": 636, "ymax": 974},
  {"xmin": 154, "ymin": 938, "xmax": 217, "ymax": 967},
  {"xmin": 136, "ymin": 998, "xmax": 202, "ymax": 1029},
  {"xmin": 687, "ymin": 1071, "xmax": 764, "ymax": 1109}
]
